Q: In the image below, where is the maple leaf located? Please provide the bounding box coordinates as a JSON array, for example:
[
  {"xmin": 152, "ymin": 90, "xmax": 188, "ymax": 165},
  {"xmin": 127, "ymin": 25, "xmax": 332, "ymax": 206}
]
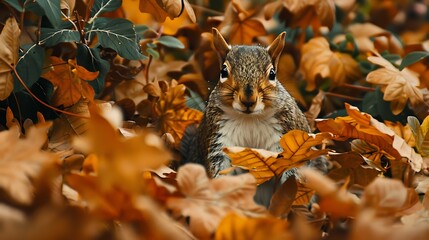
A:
[
  {"xmin": 0, "ymin": 123, "xmax": 58, "ymax": 205},
  {"xmin": 217, "ymin": 0, "xmax": 267, "ymax": 45},
  {"xmin": 366, "ymin": 54, "xmax": 424, "ymax": 115},
  {"xmin": 301, "ymin": 37, "xmax": 361, "ymax": 91},
  {"xmin": 316, "ymin": 103, "xmax": 425, "ymax": 172},
  {"xmin": 166, "ymin": 164, "xmax": 265, "ymax": 239},
  {"xmin": 153, "ymin": 83, "xmax": 203, "ymax": 147},
  {"xmin": 224, "ymin": 130, "xmax": 332, "ymax": 185},
  {"xmin": 0, "ymin": 17, "xmax": 20, "ymax": 100},
  {"xmin": 215, "ymin": 213, "xmax": 292, "ymax": 240},
  {"xmin": 265, "ymin": 0, "xmax": 335, "ymax": 31},
  {"xmin": 73, "ymin": 108, "xmax": 171, "ymax": 192},
  {"xmin": 139, "ymin": 0, "xmax": 196, "ymax": 23},
  {"xmin": 42, "ymin": 57, "xmax": 99, "ymax": 107}
]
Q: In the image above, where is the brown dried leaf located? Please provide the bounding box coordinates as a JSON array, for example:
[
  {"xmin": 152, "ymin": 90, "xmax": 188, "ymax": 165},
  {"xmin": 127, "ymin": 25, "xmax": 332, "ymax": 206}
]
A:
[
  {"xmin": 139, "ymin": 0, "xmax": 196, "ymax": 23},
  {"xmin": 301, "ymin": 37, "xmax": 361, "ymax": 91},
  {"xmin": 0, "ymin": 17, "xmax": 20, "ymax": 100},
  {"xmin": 0, "ymin": 123, "xmax": 58, "ymax": 205},
  {"xmin": 269, "ymin": 176, "xmax": 297, "ymax": 217},
  {"xmin": 166, "ymin": 164, "xmax": 265, "ymax": 239}
]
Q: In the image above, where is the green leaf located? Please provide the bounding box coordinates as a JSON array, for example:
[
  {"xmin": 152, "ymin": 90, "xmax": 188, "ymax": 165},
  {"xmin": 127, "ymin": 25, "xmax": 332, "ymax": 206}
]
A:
[
  {"xmin": 76, "ymin": 44, "xmax": 110, "ymax": 95},
  {"xmin": 4, "ymin": 0, "xmax": 24, "ymax": 12},
  {"xmin": 35, "ymin": 0, "xmax": 62, "ymax": 28},
  {"xmin": 399, "ymin": 51, "xmax": 429, "ymax": 70},
  {"xmin": 85, "ymin": 18, "xmax": 146, "ymax": 60},
  {"xmin": 157, "ymin": 36, "xmax": 185, "ymax": 49},
  {"xmin": 146, "ymin": 47, "xmax": 159, "ymax": 59},
  {"xmin": 40, "ymin": 24, "xmax": 80, "ymax": 46},
  {"xmin": 186, "ymin": 89, "xmax": 206, "ymax": 112},
  {"xmin": 14, "ymin": 44, "xmax": 45, "ymax": 91},
  {"xmin": 90, "ymin": 0, "xmax": 122, "ymax": 19}
]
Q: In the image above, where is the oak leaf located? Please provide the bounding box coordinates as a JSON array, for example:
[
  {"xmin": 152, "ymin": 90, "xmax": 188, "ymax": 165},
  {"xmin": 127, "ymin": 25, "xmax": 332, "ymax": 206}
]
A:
[
  {"xmin": 215, "ymin": 213, "xmax": 291, "ymax": 240},
  {"xmin": 166, "ymin": 164, "xmax": 265, "ymax": 239},
  {"xmin": 73, "ymin": 108, "xmax": 171, "ymax": 192},
  {"xmin": 0, "ymin": 17, "xmax": 20, "ymax": 100},
  {"xmin": 224, "ymin": 130, "xmax": 332, "ymax": 185},
  {"xmin": 42, "ymin": 57, "xmax": 99, "ymax": 107},
  {"xmin": 139, "ymin": 0, "xmax": 196, "ymax": 23},
  {"xmin": 301, "ymin": 37, "xmax": 361, "ymax": 91},
  {"xmin": 217, "ymin": 0, "xmax": 267, "ymax": 45},
  {"xmin": 0, "ymin": 122, "xmax": 58, "ymax": 205},
  {"xmin": 316, "ymin": 103, "xmax": 424, "ymax": 172},
  {"xmin": 366, "ymin": 54, "xmax": 424, "ymax": 114}
]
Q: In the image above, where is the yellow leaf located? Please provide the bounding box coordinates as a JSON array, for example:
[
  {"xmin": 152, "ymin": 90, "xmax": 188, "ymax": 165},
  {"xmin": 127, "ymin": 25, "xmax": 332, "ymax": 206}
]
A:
[
  {"xmin": 292, "ymin": 182, "xmax": 315, "ymax": 206},
  {"xmin": 367, "ymin": 54, "xmax": 424, "ymax": 114},
  {"xmin": 224, "ymin": 130, "xmax": 331, "ymax": 185},
  {"xmin": 215, "ymin": 213, "xmax": 291, "ymax": 240},
  {"xmin": 301, "ymin": 37, "xmax": 361, "ymax": 91},
  {"xmin": 0, "ymin": 18, "xmax": 20, "ymax": 100}
]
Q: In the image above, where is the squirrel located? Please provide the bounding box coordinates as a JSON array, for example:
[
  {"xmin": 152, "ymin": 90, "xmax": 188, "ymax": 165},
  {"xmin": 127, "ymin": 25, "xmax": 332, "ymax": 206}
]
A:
[{"xmin": 182, "ymin": 28, "xmax": 319, "ymax": 205}]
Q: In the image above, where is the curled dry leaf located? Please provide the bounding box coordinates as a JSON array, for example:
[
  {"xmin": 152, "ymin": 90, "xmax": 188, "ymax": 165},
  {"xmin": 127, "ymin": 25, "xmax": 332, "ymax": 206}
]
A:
[
  {"xmin": 224, "ymin": 130, "xmax": 332, "ymax": 185},
  {"xmin": 301, "ymin": 37, "xmax": 361, "ymax": 91},
  {"xmin": 139, "ymin": 0, "xmax": 196, "ymax": 23},
  {"xmin": 300, "ymin": 168, "xmax": 360, "ymax": 218},
  {"xmin": 0, "ymin": 122, "xmax": 58, "ymax": 205},
  {"xmin": 0, "ymin": 17, "xmax": 20, "ymax": 100},
  {"xmin": 215, "ymin": 213, "xmax": 292, "ymax": 240},
  {"xmin": 265, "ymin": 0, "xmax": 335, "ymax": 31},
  {"xmin": 316, "ymin": 103, "xmax": 425, "ymax": 172},
  {"xmin": 166, "ymin": 164, "xmax": 265, "ymax": 239},
  {"xmin": 366, "ymin": 54, "xmax": 424, "ymax": 115},
  {"xmin": 73, "ymin": 108, "xmax": 171, "ymax": 192}
]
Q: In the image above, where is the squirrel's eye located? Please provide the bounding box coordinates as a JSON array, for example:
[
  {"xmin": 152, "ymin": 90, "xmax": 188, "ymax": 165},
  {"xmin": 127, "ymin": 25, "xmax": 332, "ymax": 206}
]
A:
[
  {"xmin": 220, "ymin": 64, "xmax": 228, "ymax": 79},
  {"xmin": 268, "ymin": 68, "xmax": 276, "ymax": 81}
]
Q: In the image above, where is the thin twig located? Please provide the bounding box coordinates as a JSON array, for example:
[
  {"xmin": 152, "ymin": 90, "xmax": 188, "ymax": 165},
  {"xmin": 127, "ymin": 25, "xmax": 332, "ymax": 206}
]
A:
[
  {"xmin": 12, "ymin": 68, "xmax": 90, "ymax": 119},
  {"xmin": 145, "ymin": 55, "xmax": 153, "ymax": 84},
  {"xmin": 342, "ymin": 83, "xmax": 375, "ymax": 92},
  {"xmin": 325, "ymin": 92, "xmax": 363, "ymax": 101}
]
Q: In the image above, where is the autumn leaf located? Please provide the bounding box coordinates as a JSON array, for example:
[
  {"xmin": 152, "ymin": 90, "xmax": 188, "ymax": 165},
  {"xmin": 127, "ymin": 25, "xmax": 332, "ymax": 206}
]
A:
[
  {"xmin": 292, "ymin": 181, "xmax": 315, "ymax": 206},
  {"xmin": 0, "ymin": 17, "xmax": 20, "ymax": 100},
  {"xmin": 215, "ymin": 213, "xmax": 292, "ymax": 240},
  {"xmin": 366, "ymin": 54, "xmax": 424, "ymax": 115},
  {"xmin": 42, "ymin": 57, "xmax": 99, "ymax": 107},
  {"xmin": 265, "ymin": 0, "xmax": 335, "ymax": 32},
  {"xmin": 269, "ymin": 176, "xmax": 297, "ymax": 217},
  {"xmin": 217, "ymin": 0, "xmax": 267, "ymax": 45},
  {"xmin": 316, "ymin": 103, "xmax": 425, "ymax": 172},
  {"xmin": 300, "ymin": 168, "xmax": 360, "ymax": 217},
  {"xmin": 224, "ymin": 130, "xmax": 332, "ymax": 185},
  {"xmin": 166, "ymin": 164, "xmax": 265, "ymax": 239},
  {"xmin": 301, "ymin": 37, "xmax": 361, "ymax": 91},
  {"xmin": 139, "ymin": 0, "xmax": 196, "ymax": 23},
  {"xmin": 73, "ymin": 107, "xmax": 171, "ymax": 192},
  {"xmin": 0, "ymin": 122, "xmax": 58, "ymax": 205}
]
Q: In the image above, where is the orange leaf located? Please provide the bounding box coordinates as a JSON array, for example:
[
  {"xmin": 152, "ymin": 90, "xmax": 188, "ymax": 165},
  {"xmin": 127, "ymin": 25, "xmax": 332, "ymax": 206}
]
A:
[
  {"xmin": 316, "ymin": 103, "xmax": 424, "ymax": 172},
  {"xmin": 300, "ymin": 37, "xmax": 361, "ymax": 91},
  {"xmin": 138, "ymin": 0, "xmax": 195, "ymax": 23},
  {"xmin": 0, "ymin": 17, "xmax": 20, "ymax": 100},
  {"xmin": 215, "ymin": 213, "xmax": 291, "ymax": 240},
  {"xmin": 224, "ymin": 130, "xmax": 331, "ymax": 185}
]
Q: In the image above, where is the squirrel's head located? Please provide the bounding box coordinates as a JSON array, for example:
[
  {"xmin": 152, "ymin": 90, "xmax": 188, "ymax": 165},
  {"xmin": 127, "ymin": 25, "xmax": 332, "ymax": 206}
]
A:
[{"xmin": 212, "ymin": 28, "xmax": 286, "ymax": 115}]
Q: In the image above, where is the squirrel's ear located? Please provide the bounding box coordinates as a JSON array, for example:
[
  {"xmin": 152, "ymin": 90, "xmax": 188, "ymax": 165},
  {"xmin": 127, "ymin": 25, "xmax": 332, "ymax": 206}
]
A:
[
  {"xmin": 212, "ymin": 28, "xmax": 230, "ymax": 63},
  {"xmin": 267, "ymin": 32, "xmax": 286, "ymax": 67}
]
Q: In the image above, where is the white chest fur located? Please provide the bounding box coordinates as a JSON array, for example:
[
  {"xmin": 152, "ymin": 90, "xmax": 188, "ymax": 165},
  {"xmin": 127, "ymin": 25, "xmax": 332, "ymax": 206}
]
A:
[{"xmin": 217, "ymin": 108, "xmax": 283, "ymax": 151}]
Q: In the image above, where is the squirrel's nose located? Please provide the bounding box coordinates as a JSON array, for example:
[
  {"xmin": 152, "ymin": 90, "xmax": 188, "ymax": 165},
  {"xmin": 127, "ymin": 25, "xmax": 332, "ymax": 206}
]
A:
[{"xmin": 241, "ymin": 100, "xmax": 256, "ymax": 108}]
